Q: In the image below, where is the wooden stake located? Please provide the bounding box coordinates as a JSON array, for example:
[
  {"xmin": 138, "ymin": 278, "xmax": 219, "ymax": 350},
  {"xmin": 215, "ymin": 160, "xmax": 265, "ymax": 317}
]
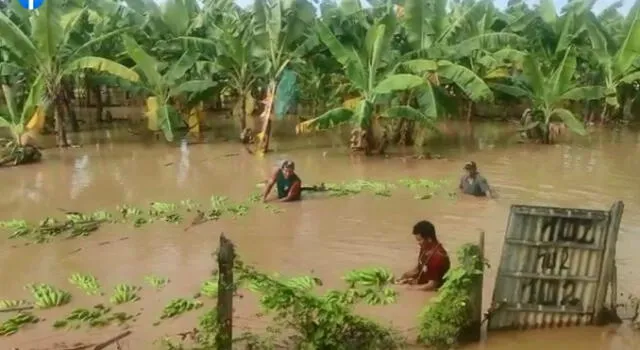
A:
[{"xmin": 216, "ymin": 234, "xmax": 235, "ymax": 350}]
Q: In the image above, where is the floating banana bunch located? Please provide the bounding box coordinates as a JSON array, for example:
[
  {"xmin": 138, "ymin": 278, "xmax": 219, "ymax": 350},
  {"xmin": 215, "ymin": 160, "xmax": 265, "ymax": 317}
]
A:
[
  {"xmin": 343, "ymin": 268, "xmax": 394, "ymax": 287},
  {"xmin": 109, "ymin": 284, "xmax": 141, "ymax": 305},
  {"xmin": 69, "ymin": 273, "xmax": 101, "ymax": 295},
  {"xmin": 26, "ymin": 283, "xmax": 71, "ymax": 308},
  {"xmin": 53, "ymin": 304, "xmax": 133, "ymax": 329},
  {"xmin": 0, "ymin": 312, "xmax": 39, "ymax": 336},
  {"xmin": 0, "ymin": 299, "xmax": 30, "ymax": 309},
  {"xmin": 160, "ymin": 298, "xmax": 203, "ymax": 319},
  {"xmin": 200, "ymin": 278, "xmax": 218, "ymax": 298},
  {"xmin": 145, "ymin": 275, "xmax": 169, "ymax": 290},
  {"xmin": 149, "ymin": 202, "xmax": 182, "ymax": 223}
]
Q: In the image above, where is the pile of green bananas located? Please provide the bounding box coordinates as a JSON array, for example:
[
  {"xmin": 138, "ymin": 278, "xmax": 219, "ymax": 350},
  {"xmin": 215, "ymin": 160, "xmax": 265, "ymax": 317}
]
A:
[
  {"xmin": 69, "ymin": 273, "xmax": 101, "ymax": 295},
  {"xmin": 160, "ymin": 298, "xmax": 203, "ymax": 319},
  {"xmin": 26, "ymin": 283, "xmax": 71, "ymax": 308},
  {"xmin": 109, "ymin": 284, "xmax": 141, "ymax": 305},
  {"xmin": 0, "ymin": 299, "xmax": 30, "ymax": 310},
  {"xmin": 0, "ymin": 312, "xmax": 39, "ymax": 336},
  {"xmin": 200, "ymin": 278, "xmax": 218, "ymax": 298},
  {"xmin": 145, "ymin": 275, "xmax": 169, "ymax": 290}
]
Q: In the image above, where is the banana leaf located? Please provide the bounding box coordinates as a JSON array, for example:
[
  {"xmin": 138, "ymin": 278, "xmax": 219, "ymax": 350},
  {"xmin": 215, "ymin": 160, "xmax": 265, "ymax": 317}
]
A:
[{"xmin": 274, "ymin": 69, "xmax": 297, "ymax": 120}]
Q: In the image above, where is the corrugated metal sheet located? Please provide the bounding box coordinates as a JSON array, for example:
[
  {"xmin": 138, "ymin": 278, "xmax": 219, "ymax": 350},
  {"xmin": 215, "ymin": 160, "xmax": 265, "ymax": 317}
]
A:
[{"xmin": 488, "ymin": 203, "xmax": 622, "ymax": 330}]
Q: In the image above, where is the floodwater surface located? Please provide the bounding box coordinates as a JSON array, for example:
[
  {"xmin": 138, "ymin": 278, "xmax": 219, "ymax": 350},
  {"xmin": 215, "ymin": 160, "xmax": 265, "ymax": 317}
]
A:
[{"xmin": 1, "ymin": 122, "xmax": 640, "ymax": 349}]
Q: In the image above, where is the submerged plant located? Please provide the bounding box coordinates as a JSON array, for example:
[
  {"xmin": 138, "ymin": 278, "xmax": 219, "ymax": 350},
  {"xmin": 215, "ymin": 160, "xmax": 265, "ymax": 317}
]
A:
[
  {"xmin": 160, "ymin": 298, "xmax": 203, "ymax": 319},
  {"xmin": 0, "ymin": 312, "xmax": 39, "ymax": 336},
  {"xmin": 109, "ymin": 284, "xmax": 141, "ymax": 305},
  {"xmin": 69, "ymin": 273, "xmax": 101, "ymax": 295},
  {"xmin": 26, "ymin": 283, "xmax": 71, "ymax": 308},
  {"xmin": 237, "ymin": 261, "xmax": 402, "ymax": 349},
  {"xmin": 417, "ymin": 244, "xmax": 486, "ymax": 348}
]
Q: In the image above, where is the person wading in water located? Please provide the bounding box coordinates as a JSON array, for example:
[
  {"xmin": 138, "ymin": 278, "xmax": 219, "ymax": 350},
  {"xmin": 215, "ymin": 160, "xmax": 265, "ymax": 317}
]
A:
[
  {"xmin": 263, "ymin": 160, "xmax": 302, "ymax": 202},
  {"xmin": 459, "ymin": 161, "xmax": 493, "ymax": 197},
  {"xmin": 396, "ymin": 220, "xmax": 451, "ymax": 291}
]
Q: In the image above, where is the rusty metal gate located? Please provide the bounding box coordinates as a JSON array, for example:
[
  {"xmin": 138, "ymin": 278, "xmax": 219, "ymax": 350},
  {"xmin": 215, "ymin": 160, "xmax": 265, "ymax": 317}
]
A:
[{"xmin": 488, "ymin": 201, "xmax": 624, "ymax": 330}]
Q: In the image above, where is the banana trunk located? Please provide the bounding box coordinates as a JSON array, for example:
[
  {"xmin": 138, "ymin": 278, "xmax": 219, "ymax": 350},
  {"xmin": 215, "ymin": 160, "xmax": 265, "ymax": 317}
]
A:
[
  {"xmin": 187, "ymin": 102, "xmax": 204, "ymax": 135},
  {"xmin": 145, "ymin": 97, "xmax": 159, "ymax": 131},
  {"xmin": 26, "ymin": 106, "xmax": 46, "ymax": 133}
]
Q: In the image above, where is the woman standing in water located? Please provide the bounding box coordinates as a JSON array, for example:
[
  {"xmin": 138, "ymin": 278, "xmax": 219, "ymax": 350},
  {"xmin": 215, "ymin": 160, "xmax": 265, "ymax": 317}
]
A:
[{"xmin": 262, "ymin": 160, "xmax": 302, "ymax": 202}]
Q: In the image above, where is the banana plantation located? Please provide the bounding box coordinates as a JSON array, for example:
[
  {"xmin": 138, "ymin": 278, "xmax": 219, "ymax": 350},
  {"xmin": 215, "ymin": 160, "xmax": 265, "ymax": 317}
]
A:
[{"xmin": 0, "ymin": 0, "xmax": 639, "ymax": 163}]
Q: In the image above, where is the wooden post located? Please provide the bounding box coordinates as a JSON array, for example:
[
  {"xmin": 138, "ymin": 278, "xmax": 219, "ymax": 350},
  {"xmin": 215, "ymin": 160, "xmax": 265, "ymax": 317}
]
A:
[
  {"xmin": 216, "ymin": 234, "xmax": 235, "ymax": 350},
  {"xmin": 594, "ymin": 201, "xmax": 624, "ymax": 325},
  {"xmin": 460, "ymin": 230, "xmax": 485, "ymax": 343}
]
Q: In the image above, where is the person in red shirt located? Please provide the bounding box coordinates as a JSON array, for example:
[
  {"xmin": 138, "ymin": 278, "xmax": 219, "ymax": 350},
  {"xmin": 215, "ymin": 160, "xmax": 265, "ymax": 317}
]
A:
[{"xmin": 396, "ymin": 220, "xmax": 451, "ymax": 291}]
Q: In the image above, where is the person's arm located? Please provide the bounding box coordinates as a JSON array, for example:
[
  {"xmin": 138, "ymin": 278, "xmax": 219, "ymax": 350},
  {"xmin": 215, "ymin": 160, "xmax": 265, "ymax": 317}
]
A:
[
  {"xmin": 262, "ymin": 169, "xmax": 278, "ymax": 202},
  {"xmin": 412, "ymin": 280, "xmax": 438, "ymax": 291},
  {"xmin": 479, "ymin": 177, "xmax": 492, "ymax": 197},
  {"xmin": 280, "ymin": 180, "xmax": 301, "ymax": 202},
  {"xmin": 458, "ymin": 176, "xmax": 464, "ymax": 190},
  {"xmin": 395, "ymin": 265, "xmax": 419, "ymax": 284}
]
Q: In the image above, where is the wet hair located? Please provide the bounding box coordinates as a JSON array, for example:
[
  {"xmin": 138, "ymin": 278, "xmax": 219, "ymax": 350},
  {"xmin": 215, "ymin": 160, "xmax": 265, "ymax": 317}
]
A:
[
  {"xmin": 464, "ymin": 161, "xmax": 477, "ymax": 171},
  {"xmin": 413, "ymin": 220, "xmax": 437, "ymax": 240},
  {"xmin": 281, "ymin": 160, "xmax": 295, "ymax": 170}
]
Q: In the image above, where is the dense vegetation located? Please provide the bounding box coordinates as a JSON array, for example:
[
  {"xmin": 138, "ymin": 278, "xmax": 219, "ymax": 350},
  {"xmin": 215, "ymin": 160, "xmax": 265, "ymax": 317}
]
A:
[{"xmin": 0, "ymin": 0, "xmax": 639, "ymax": 160}]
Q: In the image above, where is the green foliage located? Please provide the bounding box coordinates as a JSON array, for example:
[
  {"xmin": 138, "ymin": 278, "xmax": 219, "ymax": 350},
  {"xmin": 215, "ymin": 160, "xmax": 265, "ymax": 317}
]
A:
[
  {"xmin": 236, "ymin": 261, "xmax": 403, "ymax": 349},
  {"xmin": 417, "ymin": 243, "xmax": 486, "ymax": 348}
]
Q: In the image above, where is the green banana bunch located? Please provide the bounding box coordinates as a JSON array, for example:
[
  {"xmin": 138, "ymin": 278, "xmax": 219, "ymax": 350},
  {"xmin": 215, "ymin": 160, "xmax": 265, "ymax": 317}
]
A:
[
  {"xmin": 160, "ymin": 298, "xmax": 203, "ymax": 319},
  {"xmin": 145, "ymin": 275, "xmax": 169, "ymax": 290},
  {"xmin": 109, "ymin": 284, "xmax": 141, "ymax": 305},
  {"xmin": 343, "ymin": 268, "xmax": 394, "ymax": 287},
  {"xmin": 0, "ymin": 299, "xmax": 30, "ymax": 309},
  {"xmin": 53, "ymin": 304, "xmax": 120, "ymax": 329},
  {"xmin": 200, "ymin": 278, "xmax": 218, "ymax": 298},
  {"xmin": 69, "ymin": 273, "xmax": 101, "ymax": 295},
  {"xmin": 26, "ymin": 283, "xmax": 71, "ymax": 308},
  {"xmin": 0, "ymin": 312, "xmax": 39, "ymax": 336}
]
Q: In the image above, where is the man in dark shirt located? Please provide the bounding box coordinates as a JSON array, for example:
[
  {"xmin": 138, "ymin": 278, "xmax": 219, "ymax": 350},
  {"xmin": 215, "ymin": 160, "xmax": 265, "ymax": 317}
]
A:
[
  {"xmin": 459, "ymin": 161, "xmax": 493, "ymax": 197},
  {"xmin": 396, "ymin": 220, "xmax": 451, "ymax": 291},
  {"xmin": 263, "ymin": 160, "xmax": 302, "ymax": 202}
]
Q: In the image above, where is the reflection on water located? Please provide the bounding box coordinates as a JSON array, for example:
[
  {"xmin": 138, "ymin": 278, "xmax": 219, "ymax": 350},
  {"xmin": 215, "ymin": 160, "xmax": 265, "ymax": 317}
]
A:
[{"xmin": 1, "ymin": 122, "xmax": 640, "ymax": 349}]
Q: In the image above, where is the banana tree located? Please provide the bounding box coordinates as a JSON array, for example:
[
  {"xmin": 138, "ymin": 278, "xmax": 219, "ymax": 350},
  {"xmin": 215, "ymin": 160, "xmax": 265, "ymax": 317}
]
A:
[
  {"xmin": 0, "ymin": 0, "xmax": 140, "ymax": 146},
  {"xmin": 494, "ymin": 47, "xmax": 606, "ymax": 143},
  {"xmin": 252, "ymin": 0, "xmax": 317, "ymax": 154},
  {"xmin": 121, "ymin": 36, "xmax": 216, "ymax": 142},
  {"xmin": 585, "ymin": 3, "xmax": 640, "ymax": 120},
  {"xmin": 296, "ymin": 10, "xmax": 435, "ymax": 155},
  {"xmin": 0, "ymin": 80, "xmax": 45, "ymax": 166},
  {"xmin": 392, "ymin": 0, "xmax": 512, "ymax": 136}
]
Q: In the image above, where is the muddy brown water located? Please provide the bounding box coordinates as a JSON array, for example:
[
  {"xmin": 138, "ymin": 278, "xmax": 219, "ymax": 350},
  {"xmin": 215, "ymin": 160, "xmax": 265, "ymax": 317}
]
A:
[{"xmin": 1, "ymin": 122, "xmax": 640, "ymax": 349}]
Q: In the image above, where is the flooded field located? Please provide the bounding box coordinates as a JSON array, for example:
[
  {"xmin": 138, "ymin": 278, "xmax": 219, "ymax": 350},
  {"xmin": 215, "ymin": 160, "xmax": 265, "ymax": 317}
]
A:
[{"xmin": 1, "ymin": 122, "xmax": 640, "ymax": 349}]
